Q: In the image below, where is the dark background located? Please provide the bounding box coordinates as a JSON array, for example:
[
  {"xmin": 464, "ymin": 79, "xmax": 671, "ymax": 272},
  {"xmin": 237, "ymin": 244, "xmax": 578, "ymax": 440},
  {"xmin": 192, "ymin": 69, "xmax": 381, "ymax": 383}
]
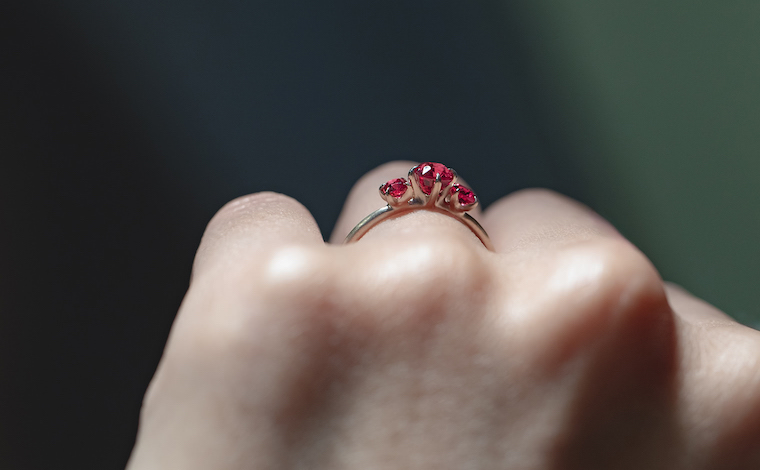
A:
[{"xmin": 1, "ymin": 1, "xmax": 757, "ymax": 469}]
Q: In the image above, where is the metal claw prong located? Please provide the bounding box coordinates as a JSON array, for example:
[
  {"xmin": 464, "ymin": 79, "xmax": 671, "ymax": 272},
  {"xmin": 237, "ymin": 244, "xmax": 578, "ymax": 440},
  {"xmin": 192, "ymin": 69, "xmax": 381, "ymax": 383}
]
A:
[
  {"xmin": 438, "ymin": 168, "xmax": 457, "ymax": 208},
  {"xmin": 398, "ymin": 184, "xmax": 413, "ymax": 205},
  {"xmin": 429, "ymin": 174, "xmax": 442, "ymax": 206},
  {"xmin": 379, "ymin": 184, "xmax": 397, "ymax": 206},
  {"xmin": 449, "ymin": 168, "xmax": 458, "ymax": 187},
  {"xmin": 408, "ymin": 168, "xmax": 426, "ymax": 204}
]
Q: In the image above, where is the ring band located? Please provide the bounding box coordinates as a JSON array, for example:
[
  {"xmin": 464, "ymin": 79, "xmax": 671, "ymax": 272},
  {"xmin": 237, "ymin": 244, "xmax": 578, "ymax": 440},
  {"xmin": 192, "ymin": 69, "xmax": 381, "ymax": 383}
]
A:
[{"xmin": 343, "ymin": 162, "xmax": 494, "ymax": 251}]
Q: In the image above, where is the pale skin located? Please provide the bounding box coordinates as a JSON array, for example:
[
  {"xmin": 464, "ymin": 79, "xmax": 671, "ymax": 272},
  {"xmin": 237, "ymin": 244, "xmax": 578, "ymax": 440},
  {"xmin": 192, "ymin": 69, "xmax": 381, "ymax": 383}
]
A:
[{"xmin": 127, "ymin": 161, "xmax": 760, "ymax": 470}]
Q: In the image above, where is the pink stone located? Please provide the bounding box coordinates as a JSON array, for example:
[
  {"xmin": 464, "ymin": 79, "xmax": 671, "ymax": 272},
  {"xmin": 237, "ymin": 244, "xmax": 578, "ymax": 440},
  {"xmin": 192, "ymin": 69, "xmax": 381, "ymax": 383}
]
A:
[
  {"xmin": 411, "ymin": 162, "xmax": 454, "ymax": 195},
  {"xmin": 451, "ymin": 184, "xmax": 477, "ymax": 206},
  {"xmin": 381, "ymin": 178, "xmax": 408, "ymax": 198}
]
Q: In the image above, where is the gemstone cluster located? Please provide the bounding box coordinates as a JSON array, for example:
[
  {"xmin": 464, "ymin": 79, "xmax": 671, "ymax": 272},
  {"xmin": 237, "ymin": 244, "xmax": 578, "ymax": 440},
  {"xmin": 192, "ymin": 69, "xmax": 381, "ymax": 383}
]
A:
[{"xmin": 379, "ymin": 161, "xmax": 478, "ymax": 211}]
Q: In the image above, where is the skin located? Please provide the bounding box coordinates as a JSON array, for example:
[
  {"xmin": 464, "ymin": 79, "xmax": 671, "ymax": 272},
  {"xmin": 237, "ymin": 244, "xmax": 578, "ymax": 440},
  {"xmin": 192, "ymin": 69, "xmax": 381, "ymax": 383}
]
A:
[{"xmin": 127, "ymin": 161, "xmax": 760, "ymax": 470}]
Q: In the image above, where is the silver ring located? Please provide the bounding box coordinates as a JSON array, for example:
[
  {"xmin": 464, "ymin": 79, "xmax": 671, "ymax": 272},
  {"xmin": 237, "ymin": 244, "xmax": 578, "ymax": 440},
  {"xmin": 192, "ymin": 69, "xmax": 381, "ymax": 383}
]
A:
[{"xmin": 343, "ymin": 162, "xmax": 494, "ymax": 251}]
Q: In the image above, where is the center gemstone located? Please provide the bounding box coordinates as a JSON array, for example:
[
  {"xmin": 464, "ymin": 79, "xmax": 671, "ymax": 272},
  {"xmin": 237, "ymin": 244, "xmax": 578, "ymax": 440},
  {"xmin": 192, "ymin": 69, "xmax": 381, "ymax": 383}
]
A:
[{"xmin": 412, "ymin": 162, "xmax": 454, "ymax": 195}]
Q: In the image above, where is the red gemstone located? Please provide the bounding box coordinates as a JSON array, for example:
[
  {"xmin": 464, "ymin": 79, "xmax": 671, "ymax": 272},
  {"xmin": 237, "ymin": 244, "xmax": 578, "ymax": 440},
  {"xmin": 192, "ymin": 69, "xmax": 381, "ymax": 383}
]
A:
[
  {"xmin": 381, "ymin": 178, "xmax": 408, "ymax": 198},
  {"xmin": 412, "ymin": 162, "xmax": 454, "ymax": 195},
  {"xmin": 451, "ymin": 184, "xmax": 477, "ymax": 206}
]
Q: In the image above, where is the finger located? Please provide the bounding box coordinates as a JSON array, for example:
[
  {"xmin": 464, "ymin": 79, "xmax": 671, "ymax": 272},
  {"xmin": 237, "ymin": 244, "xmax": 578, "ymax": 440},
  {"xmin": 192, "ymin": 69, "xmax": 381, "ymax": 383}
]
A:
[
  {"xmin": 482, "ymin": 188, "xmax": 671, "ymax": 363},
  {"xmin": 330, "ymin": 161, "xmax": 483, "ymax": 246},
  {"xmin": 132, "ymin": 195, "xmax": 324, "ymax": 468},
  {"xmin": 192, "ymin": 192, "xmax": 323, "ymax": 279},
  {"xmin": 664, "ymin": 285, "xmax": 760, "ymax": 467},
  {"xmin": 482, "ymin": 188, "xmax": 621, "ymax": 253},
  {"xmin": 664, "ymin": 282, "xmax": 744, "ymax": 327}
]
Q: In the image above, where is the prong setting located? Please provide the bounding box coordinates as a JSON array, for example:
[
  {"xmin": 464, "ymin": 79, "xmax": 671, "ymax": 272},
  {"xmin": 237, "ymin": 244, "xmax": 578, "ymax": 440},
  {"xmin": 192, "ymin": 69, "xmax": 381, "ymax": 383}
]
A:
[
  {"xmin": 429, "ymin": 174, "xmax": 443, "ymax": 206},
  {"xmin": 380, "ymin": 178, "xmax": 413, "ymax": 206},
  {"xmin": 345, "ymin": 162, "xmax": 492, "ymax": 250},
  {"xmin": 449, "ymin": 183, "xmax": 478, "ymax": 212},
  {"xmin": 408, "ymin": 168, "xmax": 426, "ymax": 204}
]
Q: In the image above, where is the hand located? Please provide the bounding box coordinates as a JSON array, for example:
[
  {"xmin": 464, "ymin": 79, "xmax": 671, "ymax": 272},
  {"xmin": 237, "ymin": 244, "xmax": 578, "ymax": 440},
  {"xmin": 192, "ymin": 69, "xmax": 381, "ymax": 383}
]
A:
[{"xmin": 127, "ymin": 162, "xmax": 760, "ymax": 470}]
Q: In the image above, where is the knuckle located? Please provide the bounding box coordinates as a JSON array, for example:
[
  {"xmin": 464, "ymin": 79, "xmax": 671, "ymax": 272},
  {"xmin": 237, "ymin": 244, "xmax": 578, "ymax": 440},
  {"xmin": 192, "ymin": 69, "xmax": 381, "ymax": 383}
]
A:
[
  {"xmin": 600, "ymin": 239, "xmax": 669, "ymax": 323},
  {"xmin": 179, "ymin": 245, "xmax": 334, "ymax": 359},
  {"xmin": 526, "ymin": 241, "xmax": 678, "ymax": 436},
  {"xmin": 344, "ymin": 235, "xmax": 491, "ymax": 326},
  {"xmin": 559, "ymin": 238, "xmax": 668, "ymax": 324},
  {"xmin": 527, "ymin": 238, "xmax": 675, "ymax": 369},
  {"xmin": 257, "ymin": 244, "xmax": 333, "ymax": 308},
  {"xmin": 191, "ymin": 235, "xmax": 492, "ymax": 357},
  {"xmin": 203, "ymin": 243, "xmax": 330, "ymax": 306}
]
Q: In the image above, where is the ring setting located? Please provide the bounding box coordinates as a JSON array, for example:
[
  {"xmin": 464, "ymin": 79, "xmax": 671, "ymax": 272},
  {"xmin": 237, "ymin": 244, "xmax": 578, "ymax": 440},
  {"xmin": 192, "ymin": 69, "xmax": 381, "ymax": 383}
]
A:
[{"xmin": 344, "ymin": 162, "xmax": 494, "ymax": 250}]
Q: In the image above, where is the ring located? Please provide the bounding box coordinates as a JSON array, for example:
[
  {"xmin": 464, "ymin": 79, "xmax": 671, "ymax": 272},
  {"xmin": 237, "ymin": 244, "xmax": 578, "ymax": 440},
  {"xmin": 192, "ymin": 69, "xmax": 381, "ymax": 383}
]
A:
[{"xmin": 343, "ymin": 162, "xmax": 494, "ymax": 251}]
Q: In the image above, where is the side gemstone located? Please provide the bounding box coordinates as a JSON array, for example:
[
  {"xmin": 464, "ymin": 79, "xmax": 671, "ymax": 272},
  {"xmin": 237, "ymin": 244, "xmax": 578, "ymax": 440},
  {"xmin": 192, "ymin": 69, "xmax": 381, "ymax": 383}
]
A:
[
  {"xmin": 450, "ymin": 183, "xmax": 477, "ymax": 207},
  {"xmin": 381, "ymin": 178, "xmax": 409, "ymax": 198}
]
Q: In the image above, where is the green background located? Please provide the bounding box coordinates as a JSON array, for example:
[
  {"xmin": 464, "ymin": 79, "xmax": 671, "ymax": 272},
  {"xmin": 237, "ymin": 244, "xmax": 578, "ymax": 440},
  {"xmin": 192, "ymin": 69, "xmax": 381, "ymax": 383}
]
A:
[{"xmin": 513, "ymin": 1, "xmax": 759, "ymax": 326}]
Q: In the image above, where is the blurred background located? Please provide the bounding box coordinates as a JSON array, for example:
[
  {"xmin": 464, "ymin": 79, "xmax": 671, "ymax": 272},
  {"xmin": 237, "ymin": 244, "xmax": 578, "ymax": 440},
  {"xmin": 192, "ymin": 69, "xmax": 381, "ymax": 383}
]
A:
[{"xmin": 1, "ymin": 1, "xmax": 758, "ymax": 468}]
